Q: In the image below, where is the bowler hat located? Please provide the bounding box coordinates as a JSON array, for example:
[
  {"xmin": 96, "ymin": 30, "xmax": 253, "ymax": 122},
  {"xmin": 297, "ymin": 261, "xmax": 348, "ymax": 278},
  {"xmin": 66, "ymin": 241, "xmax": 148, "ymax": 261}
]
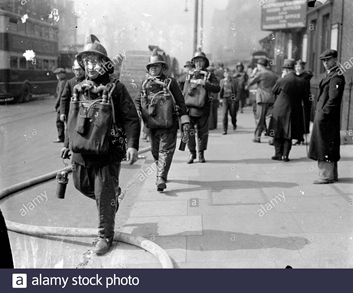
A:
[
  {"xmin": 282, "ymin": 59, "xmax": 295, "ymax": 69},
  {"xmin": 54, "ymin": 68, "xmax": 65, "ymax": 74},
  {"xmin": 146, "ymin": 49, "xmax": 168, "ymax": 71},
  {"xmin": 191, "ymin": 49, "xmax": 210, "ymax": 68},
  {"xmin": 76, "ymin": 34, "xmax": 114, "ymax": 74},
  {"xmin": 184, "ymin": 61, "xmax": 194, "ymax": 68},
  {"xmin": 319, "ymin": 49, "xmax": 338, "ymax": 60},
  {"xmin": 257, "ymin": 57, "xmax": 268, "ymax": 66}
]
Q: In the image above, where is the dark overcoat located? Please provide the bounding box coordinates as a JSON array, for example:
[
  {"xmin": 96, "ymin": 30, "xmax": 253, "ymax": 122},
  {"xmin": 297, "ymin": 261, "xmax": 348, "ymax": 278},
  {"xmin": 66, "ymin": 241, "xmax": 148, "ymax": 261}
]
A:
[
  {"xmin": 308, "ymin": 66, "xmax": 345, "ymax": 162},
  {"xmin": 268, "ymin": 72, "xmax": 308, "ymax": 140}
]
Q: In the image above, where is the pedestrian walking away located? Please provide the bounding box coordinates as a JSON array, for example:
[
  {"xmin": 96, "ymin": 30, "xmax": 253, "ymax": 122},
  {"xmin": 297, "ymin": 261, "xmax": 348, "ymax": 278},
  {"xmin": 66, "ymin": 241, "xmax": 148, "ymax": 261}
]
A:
[
  {"xmin": 267, "ymin": 59, "xmax": 309, "ymax": 162},
  {"xmin": 248, "ymin": 57, "xmax": 278, "ymax": 144},
  {"xmin": 53, "ymin": 67, "xmax": 67, "ymax": 143},
  {"xmin": 233, "ymin": 62, "xmax": 249, "ymax": 113},
  {"xmin": 183, "ymin": 49, "xmax": 220, "ymax": 164},
  {"xmin": 308, "ymin": 49, "xmax": 345, "ymax": 184},
  {"xmin": 219, "ymin": 68, "xmax": 239, "ymax": 135},
  {"xmin": 60, "ymin": 34, "xmax": 140, "ymax": 255},
  {"xmin": 134, "ymin": 49, "xmax": 190, "ymax": 192}
]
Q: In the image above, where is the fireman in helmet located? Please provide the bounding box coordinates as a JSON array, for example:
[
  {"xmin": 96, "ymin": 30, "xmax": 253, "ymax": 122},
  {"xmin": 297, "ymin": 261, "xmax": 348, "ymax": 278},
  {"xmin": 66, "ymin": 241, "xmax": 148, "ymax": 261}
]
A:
[{"xmin": 134, "ymin": 49, "xmax": 190, "ymax": 192}]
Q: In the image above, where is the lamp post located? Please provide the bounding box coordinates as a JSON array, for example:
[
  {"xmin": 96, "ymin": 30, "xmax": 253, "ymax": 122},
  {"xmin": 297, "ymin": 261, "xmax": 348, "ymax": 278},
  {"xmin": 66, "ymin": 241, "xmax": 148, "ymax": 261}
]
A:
[{"xmin": 193, "ymin": 0, "xmax": 198, "ymax": 53}]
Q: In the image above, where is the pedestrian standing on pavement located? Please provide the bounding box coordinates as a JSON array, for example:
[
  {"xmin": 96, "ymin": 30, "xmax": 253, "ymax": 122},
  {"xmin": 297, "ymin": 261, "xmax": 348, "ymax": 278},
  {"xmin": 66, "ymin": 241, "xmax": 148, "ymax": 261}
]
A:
[
  {"xmin": 178, "ymin": 61, "xmax": 195, "ymax": 92},
  {"xmin": 248, "ymin": 58, "xmax": 278, "ymax": 143},
  {"xmin": 308, "ymin": 49, "xmax": 345, "ymax": 184},
  {"xmin": 267, "ymin": 59, "xmax": 308, "ymax": 162},
  {"xmin": 233, "ymin": 62, "xmax": 249, "ymax": 113},
  {"xmin": 219, "ymin": 68, "xmax": 239, "ymax": 135},
  {"xmin": 59, "ymin": 60, "xmax": 85, "ymax": 123},
  {"xmin": 208, "ymin": 65, "xmax": 220, "ymax": 130},
  {"xmin": 294, "ymin": 60, "xmax": 313, "ymax": 145},
  {"xmin": 183, "ymin": 50, "xmax": 220, "ymax": 164},
  {"xmin": 53, "ymin": 68, "xmax": 67, "ymax": 143},
  {"xmin": 134, "ymin": 49, "xmax": 190, "ymax": 192},
  {"xmin": 60, "ymin": 34, "xmax": 140, "ymax": 255}
]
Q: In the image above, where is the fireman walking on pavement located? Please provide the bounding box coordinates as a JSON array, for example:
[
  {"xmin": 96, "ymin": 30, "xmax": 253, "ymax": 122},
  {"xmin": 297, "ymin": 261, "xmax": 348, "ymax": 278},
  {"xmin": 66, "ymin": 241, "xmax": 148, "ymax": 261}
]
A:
[
  {"xmin": 60, "ymin": 35, "xmax": 140, "ymax": 255},
  {"xmin": 183, "ymin": 50, "xmax": 220, "ymax": 163},
  {"xmin": 134, "ymin": 49, "xmax": 190, "ymax": 192}
]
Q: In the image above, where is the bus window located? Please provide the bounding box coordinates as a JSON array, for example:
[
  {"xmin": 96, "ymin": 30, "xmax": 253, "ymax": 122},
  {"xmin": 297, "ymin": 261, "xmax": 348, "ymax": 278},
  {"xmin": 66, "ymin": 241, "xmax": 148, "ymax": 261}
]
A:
[
  {"xmin": 19, "ymin": 57, "xmax": 27, "ymax": 69},
  {"xmin": 8, "ymin": 18, "xmax": 18, "ymax": 32},
  {"xmin": 26, "ymin": 22, "xmax": 34, "ymax": 35},
  {"xmin": 10, "ymin": 56, "xmax": 18, "ymax": 69},
  {"xmin": 18, "ymin": 21, "xmax": 26, "ymax": 34},
  {"xmin": 43, "ymin": 59, "xmax": 49, "ymax": 70},
  {"xmin": 49, "ymin": 27, "xmax": 55, "ymax": 40},
  {"xmin": 36, "ymin": 59, "xmax": 42, "ymax": 70},
  {"xmin": 42, "ymin": 27, "xmax": 49, "ymax": 39},
  {"xmin": 28, "ymin": 60, "xmax": 35, "ymax": 70},
  {"xmin": 34, "ymin": 24, "xmax": 41, "ymax": 37},
  {"xmin": 49, "ymin": 59, "xmax": 56, "ymax": 70}
]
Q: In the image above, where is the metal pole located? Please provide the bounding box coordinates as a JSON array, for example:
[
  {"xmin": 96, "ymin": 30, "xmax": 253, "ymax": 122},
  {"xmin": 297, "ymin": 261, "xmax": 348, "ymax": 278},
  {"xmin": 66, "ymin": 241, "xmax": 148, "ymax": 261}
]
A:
[
  {"xmin": 200, "ymin": 0, "xmax": 203, "ymax": 50},
  {"xmin": 193, "ymin": 0, "xmax": 199, "ymax": 53}
]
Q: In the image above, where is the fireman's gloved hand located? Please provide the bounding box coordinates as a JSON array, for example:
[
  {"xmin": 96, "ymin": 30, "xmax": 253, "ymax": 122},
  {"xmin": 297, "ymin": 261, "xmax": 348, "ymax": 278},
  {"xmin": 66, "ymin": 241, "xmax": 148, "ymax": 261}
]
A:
[{"xmin": 60, "ymin": 147, "xmax": 71, "ymax": 159}]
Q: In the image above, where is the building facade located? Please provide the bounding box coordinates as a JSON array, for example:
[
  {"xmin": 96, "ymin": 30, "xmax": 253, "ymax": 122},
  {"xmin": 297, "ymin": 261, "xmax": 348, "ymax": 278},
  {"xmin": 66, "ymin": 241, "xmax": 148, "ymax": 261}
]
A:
[{"xmin": 261, "ymin": 0, "xmax": 353, "ymax": 133}]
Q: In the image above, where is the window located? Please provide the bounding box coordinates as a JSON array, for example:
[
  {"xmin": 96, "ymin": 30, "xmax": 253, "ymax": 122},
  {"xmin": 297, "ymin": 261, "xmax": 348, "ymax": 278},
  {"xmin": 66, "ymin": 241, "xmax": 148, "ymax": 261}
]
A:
[
  {"xmin": 321, "ymin": 14, "xmax": 331, "ymax": 72},
  {"xmin": 36, "ymin": 58, "xmax": 42, "ymax": 70},
  {"xmin": 43, "ymin": 59, "xmax": 49, "ymax": 69},
  {"xmin": 49, "ymin": 27, "xmax": 55, "ymax": 40},
  {"xmin": 42, "ymin": 27, "xmax": 49, "ymax": 39},
  {"xmin": 309, "ymin": 19, "xmax": 317, "ymax": 72},
  {"xmin": 10, "ymin": 56, "xmax": 18, "ymax": 69},
  {"xmin": 28, "ymin": 60, "xmax": 35, "ymax": 70},
  {"xmin": 8, "ymin": 18, "xmax": 18, "ymax": 32},
  {"xmin": 34, "ymin": 24, "xmax": 41, "ymax": 37},
  {"xmin": 18, "ymin": 21, "xmax": 26, "ymax": 34},
  {"xmin": 26, "ymin": 22, "xmax": 34, "ymax": 35},
  {"xmin": 19, "ymin": 57, "xmax": 27, "ymax": 69},
  {"xmin": 49, "ymin": 59, "xmax": 56, "ymax": 70}
]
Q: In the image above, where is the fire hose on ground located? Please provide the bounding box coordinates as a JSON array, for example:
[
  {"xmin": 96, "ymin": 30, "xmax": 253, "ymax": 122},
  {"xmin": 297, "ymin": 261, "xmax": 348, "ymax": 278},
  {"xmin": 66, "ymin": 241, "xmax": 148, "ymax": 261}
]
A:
[{"xmin": 0, "ymin": 146, "xmax": 174, "ymax": 269}]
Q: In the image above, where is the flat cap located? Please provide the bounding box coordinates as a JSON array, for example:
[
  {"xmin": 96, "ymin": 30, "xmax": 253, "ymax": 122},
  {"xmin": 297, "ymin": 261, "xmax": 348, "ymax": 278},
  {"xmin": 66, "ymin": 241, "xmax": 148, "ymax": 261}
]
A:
[
  {"xmin": 282, "ymin": 59, "xmax": 295, "ymax": 69},
  {"xmin": 54, "ymin": 68, "xmax": 66, "ymax": 74},
  {"xmin": 319, "ymin": 49, "xmax": 338, "ymax": 60},
  {"xmin": 184, "ymin": 61, "xmax": 194, "ymax": 68}
]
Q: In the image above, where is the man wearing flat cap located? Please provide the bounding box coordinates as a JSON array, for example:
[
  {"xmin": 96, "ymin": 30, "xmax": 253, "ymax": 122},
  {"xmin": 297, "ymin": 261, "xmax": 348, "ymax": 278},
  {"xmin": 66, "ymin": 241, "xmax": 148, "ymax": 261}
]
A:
[
  {"xmin": 54, "ymin": 68, "xmax": 67, "ymax": 143},
  {"xmin": 308, "ymin": 49, "xmax": 345, "ymax": 184},
  {"xmin": 267, "ymin": 59, "xmax": 308, "ymax": 161},
  {"xmin": 248, "ymin": 57, "xmax": 278, "ymax": 143}
]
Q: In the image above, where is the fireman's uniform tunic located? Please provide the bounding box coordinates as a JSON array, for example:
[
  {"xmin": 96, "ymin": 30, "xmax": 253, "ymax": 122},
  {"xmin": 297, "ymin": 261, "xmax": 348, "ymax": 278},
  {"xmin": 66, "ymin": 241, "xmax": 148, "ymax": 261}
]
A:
[{"xmin": 134, "ymin": 73, "xmax": 189, "ymax": 182}]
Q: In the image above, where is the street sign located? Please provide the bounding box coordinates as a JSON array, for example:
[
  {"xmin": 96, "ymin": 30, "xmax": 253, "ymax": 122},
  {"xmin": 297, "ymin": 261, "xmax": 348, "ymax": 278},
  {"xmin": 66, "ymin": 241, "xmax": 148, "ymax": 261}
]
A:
[{"xmin": 261, "ymin": 0, "xmax": 307, "ymax": 31}]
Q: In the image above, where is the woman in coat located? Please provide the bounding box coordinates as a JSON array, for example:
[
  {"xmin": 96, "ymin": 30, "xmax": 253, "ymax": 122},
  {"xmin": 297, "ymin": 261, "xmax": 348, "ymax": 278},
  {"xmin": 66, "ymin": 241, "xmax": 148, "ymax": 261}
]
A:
[{"xmin": 268, "ymin": 59, "xmax": 308, "ymax": 161}]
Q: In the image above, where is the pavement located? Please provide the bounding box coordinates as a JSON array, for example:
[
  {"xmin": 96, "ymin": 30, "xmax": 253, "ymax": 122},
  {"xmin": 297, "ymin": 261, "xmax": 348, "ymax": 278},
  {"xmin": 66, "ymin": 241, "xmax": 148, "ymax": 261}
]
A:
[
  {"xmin": 119, "ymin": 106, "xmax": 353, "ymax": 268},
  {"xmin": 2, "ymin": 104, "xmax": 353, "ymax": 268}
]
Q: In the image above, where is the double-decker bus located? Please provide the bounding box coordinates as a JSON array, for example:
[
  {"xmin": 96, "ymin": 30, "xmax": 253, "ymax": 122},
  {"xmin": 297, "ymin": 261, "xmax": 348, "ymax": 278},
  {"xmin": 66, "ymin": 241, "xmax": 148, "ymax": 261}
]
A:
[{"xmin": 0, "ymin": 8, "xmax": 59, "ymax": 103}]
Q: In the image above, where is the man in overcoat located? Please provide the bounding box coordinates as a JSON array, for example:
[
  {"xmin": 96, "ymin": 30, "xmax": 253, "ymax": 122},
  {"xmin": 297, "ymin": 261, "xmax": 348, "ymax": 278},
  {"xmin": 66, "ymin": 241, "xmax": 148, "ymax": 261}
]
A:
[
  {"xmin": 308, "ymin": 49, "xmax": 345, "ymax": 184},
  {"xmin": 248, "ymin": 58, "xmax": 278, "ymax": 143},
  {"xmin": 268, "ymin": 59, "xmax": 308, "ymax": 162}
]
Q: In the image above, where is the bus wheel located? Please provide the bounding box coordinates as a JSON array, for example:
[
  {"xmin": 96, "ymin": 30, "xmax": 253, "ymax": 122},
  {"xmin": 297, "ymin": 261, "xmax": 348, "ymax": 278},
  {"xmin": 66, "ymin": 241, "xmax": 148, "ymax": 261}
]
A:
[{"xmin": 20, "ymin": 84, "xmax": 31, "ymax": 103}]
